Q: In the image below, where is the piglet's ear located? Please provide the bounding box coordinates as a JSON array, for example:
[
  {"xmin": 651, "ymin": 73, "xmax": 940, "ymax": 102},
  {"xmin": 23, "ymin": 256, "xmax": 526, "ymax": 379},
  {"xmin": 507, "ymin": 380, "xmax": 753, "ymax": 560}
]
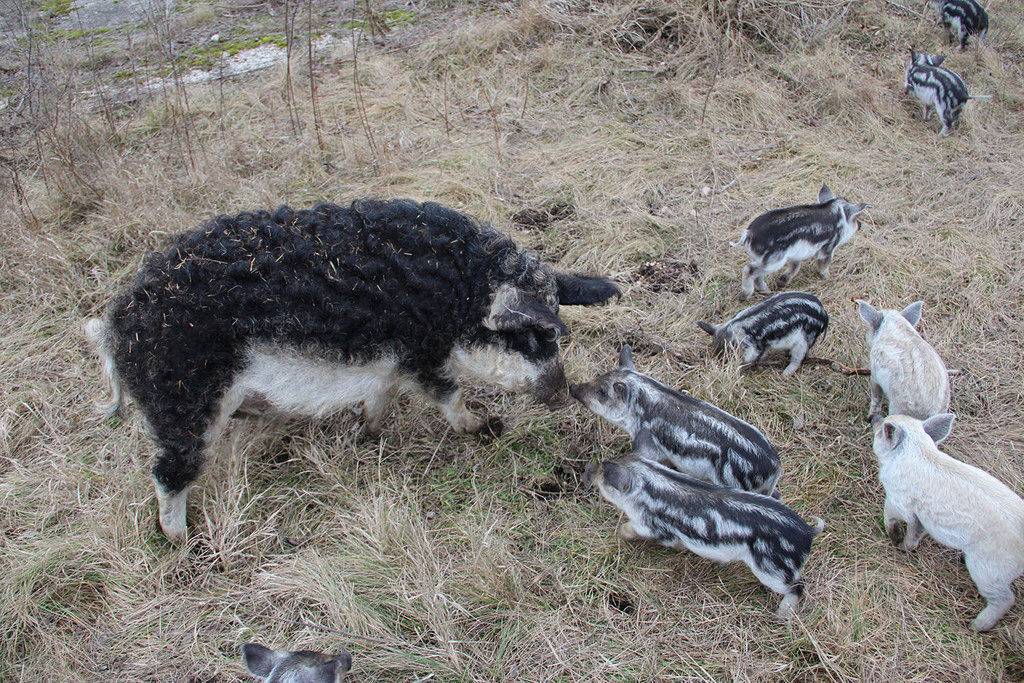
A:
[
  {"xmin": 555, "ymin": 271, "xmax": 621, "ymax": 306},
  {"xmin": 856, "ymin": 299, "xmax": 883, "ymax": 331},
  {"xmin": 602, "ymin": 461, "xmax": 633, "ymax": 494},
  {"xmin": 923, "ymin": 413, "xmax": 955, "ymax": 445},
  {"xmin": 883, "ymin": 422, "xmax": 905, "ymax": 449},
  {"xmin": 931, "ymin": 55, "xmax": 946, "ymax": 66},
  {"xmin": 818, "ymin": 183, "xmax": 835, "ymax": 203},
  {"xmin": 242, "ymin": 643, "xmax": 282, "ymax": 679},
  {"xmin": 696, "ymin": 321, "xmax": 717, "ymax": 336},
  {"xmin": 901, "ymin": 300, "xmax": 923, "ymax": 327},
  {"xmin": 618, "ymin": 345, "xmax": 635, "ymax": 370}
]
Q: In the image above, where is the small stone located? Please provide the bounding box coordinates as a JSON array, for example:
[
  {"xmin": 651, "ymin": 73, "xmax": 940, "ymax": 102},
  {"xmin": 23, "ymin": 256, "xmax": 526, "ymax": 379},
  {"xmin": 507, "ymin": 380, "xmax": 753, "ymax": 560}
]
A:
[{"xmin": 701, "ymin": 185, "xmax": 712, "ymax": 196}]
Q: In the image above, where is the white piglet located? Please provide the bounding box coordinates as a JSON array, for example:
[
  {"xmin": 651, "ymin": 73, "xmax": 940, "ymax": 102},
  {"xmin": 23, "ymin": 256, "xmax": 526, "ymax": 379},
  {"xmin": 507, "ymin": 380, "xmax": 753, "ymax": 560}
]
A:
[
  {"xmin": 874, "ymin": 413, "xmax": 1024, "ymax": 631},
  {"xmin": 856, "ymin": 300, "xmax": 950, "ymax": 424}
]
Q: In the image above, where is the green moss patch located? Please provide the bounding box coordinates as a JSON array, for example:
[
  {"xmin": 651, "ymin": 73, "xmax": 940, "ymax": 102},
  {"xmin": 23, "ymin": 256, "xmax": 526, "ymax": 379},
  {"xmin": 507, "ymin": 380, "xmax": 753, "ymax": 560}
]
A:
[{"xmin": 176, "ymin": 34, "xmax": 287, "ymax": 71}]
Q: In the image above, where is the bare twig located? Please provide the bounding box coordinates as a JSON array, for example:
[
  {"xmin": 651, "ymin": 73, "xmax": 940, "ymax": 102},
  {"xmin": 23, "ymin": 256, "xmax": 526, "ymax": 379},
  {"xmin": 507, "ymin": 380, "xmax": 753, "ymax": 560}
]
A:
[{"xmin": 306, "ymin": 0, "xmax": 327, "ymax": 165}]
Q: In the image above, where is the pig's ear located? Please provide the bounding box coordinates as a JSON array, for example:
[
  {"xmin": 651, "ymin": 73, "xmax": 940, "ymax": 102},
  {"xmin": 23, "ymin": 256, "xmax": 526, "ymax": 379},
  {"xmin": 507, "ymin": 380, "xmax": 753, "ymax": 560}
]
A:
[
  {"xmin": 601, "ymin": 461, "xmax": 634, "ymax": 494},
  {"xmin": 923, "ymin": 413, "xmax": 954, "ymax": 444},
  {"xmin": 618, "ymin": 345, "xmax": 636, "ymax": 370},
  {"xmin": 846, "ymin": 202, "xmax": 869, "ymax": 217},
  {"xmin": 242, "ymin": 643, "xmax": 283, "ymax": 679},
  {"xmin": 486, "ymin": 288, "xmax": 569, "ymax": 336},
  {"xmin": 882, "ymin": 421, "xmax": 905, "ymax": 450},
  {"xmin": 856, "ymin": 300, "xmax": 883, "ymax": 331},
  {"xmin": 818, "ymin": 183, "xmax": 835, "ymax": 203},
  {"xmin": 901, "ymin": 301, "xmax": 923, "ymax": 327},
  {"xmin": 930, "ymin": 54, "xmax": 946, "ymax": 66},
  {"xmin": 696, "ymin": 321, "xmax": 717, "ymax": 336},
  {"xmin": 328, "ymin": 650, "xmax": 354, "ymax": 676},
  {"xmin": 555, "ymin": 271, "xmax": 620, "ymax": 306}
]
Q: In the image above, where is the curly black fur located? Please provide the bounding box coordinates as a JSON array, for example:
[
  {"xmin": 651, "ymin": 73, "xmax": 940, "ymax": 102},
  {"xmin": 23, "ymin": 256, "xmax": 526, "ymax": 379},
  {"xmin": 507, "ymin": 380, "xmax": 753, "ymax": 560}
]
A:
[{"xmin": 102, "ymin": 198, "xmax": 616, "ymax": 496}]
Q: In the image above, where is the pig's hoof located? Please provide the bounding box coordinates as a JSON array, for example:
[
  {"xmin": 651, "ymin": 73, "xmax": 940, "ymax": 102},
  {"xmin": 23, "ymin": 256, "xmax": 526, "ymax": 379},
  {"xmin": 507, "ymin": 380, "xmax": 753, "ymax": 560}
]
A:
[
  {"xmin": 356, "ymin": 425, "xmax": 383, "ymax": 443},
  {"xmin": 477, "ymin": 416, "xmax": 504, "ymax": 440}
]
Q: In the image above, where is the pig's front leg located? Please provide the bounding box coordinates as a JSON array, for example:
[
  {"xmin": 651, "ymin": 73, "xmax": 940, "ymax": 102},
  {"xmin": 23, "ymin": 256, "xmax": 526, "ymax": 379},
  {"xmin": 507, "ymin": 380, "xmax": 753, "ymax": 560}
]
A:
[
  {"xmin": 901, "ymin": 514, "xmax": 925, "ymax": 552},
  {"xmin": 428, "ymin": 376, "xmax": 503, "ymax": 437},
  {"xmin": 618, "ymin": 519, "xmax": 653, "ymax": 541},
  {"xmin": 360, "ymin": 381, "xmax": 398, "ymax": 438},
  {"xmin": 632, "ymin": 429, "xmax": 666, "ymax": 463},
  {"xmin": 867, "ymin": 380, "xmax": 884, "ymax": 424},
  {"xmin": 883, "ymin": 496, "xmax": 905, "ymax": 546}
]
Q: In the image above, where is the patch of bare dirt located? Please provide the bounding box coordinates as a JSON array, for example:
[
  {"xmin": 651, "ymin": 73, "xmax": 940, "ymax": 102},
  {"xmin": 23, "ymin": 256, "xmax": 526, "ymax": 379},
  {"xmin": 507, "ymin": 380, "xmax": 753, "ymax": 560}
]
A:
[{"xmin": 632, "ymin": 257, "xmax": 699, "ymax": 293}]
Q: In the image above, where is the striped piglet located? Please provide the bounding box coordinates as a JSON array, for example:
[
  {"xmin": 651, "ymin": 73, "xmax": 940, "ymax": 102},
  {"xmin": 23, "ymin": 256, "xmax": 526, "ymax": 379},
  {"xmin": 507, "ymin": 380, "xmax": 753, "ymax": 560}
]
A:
[
  {"xmin": 584, "ymin": 456, "xmax": 825, "ymax": 618},
  {"xmin": 732, "ymin": 184, "xmax": 868, "ymax": 299},
  {"xmin": 697, "ymin": 292, "xmax": 829, "ymax": 376},
  {"xmin": 242, "ymin": 643, "xmax": 352, "ymax": 682},
  {"xmin": 930, "ymin": 0, "xmax": 988, "ymax": 49},
  {"xmin": 570, "ymin": 346, "xmax": 781, "ymax": 496},
  {"xmin": 904, "ymin": 50, "xmax": 989, "ymax": 136}
]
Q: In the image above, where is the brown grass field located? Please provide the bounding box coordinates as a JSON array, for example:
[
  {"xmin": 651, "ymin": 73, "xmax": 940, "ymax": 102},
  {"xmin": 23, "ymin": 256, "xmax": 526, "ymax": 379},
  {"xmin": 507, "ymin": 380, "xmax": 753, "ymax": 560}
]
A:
[{"xmin": 2, "ymin": 0, "xmax": 1024, "ymax": 679}]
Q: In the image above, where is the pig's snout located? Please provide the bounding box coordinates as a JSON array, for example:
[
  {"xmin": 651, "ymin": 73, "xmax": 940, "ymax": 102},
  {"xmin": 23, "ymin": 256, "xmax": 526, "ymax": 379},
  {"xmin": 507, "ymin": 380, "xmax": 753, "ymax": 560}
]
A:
[{"xmin": 532, "ymin": 363, "xmax": 569, "ymax": 410}]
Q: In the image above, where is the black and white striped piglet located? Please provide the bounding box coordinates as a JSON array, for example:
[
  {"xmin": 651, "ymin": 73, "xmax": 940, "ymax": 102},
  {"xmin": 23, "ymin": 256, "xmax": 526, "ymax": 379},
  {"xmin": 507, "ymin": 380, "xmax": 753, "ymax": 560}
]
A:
[
  {"xmin": 731, "ymin": 184, "xmax": 868, "ymax": 299},
  {"xmin": 242, "ymin": 642, "xmax": 352, "ymax": 682},
  {"xmin": 584, "ymin": 456, "xmax": 825, "ymax": 618},
  {"xmin": 905, "ymin": 50, "xmax": 987, "ymax": 136},
  {"xmin": 697, "ymin": 292, "xmax": 829, "ymax": 376},
  {"xmin": 930, "ymin": 0, "xmax": 988, "ymax": 49},
  {"xmin": 570, "ymin": 346, "xmax": 781, "ymax": 496}
]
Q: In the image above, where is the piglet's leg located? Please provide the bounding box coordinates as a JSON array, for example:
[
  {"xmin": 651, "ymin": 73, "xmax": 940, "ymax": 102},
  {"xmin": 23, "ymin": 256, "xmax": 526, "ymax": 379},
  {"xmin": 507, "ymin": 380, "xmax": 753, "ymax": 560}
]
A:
[
  {"xmin": 740, "ymin": 264, "xmax": 757, "ymax": 299},
  {"xmin": 901, "ymin": 515, "xmax": 925, "ymax": 552},
  {"xmin": 777, "ymin": 260, "xmax": 801, "ymax": 286},
  {"xmin": 754, "ymin": 272, "xmax": 771, "ymax": 294},
  {"xmin": 883, "ymin": 497, "xmax": 903, "ymax": 546},
  {"xmin": 966, "ymin": 554, "xmax": 1016, "ymax": 631},
  {"xmin": 868, "ymin": 380, "xmax": 884, "ymax": 423},
  {"xmin": 782, "ymin": 337, "xmax": 808, "ymax": 377},
  {"xmin": 816, "ymin": 249, "xmax": 833, "ymax": 279},
  {"xmin": 618, "ymin": 520, "xmax": 649, "ymax": 541}
]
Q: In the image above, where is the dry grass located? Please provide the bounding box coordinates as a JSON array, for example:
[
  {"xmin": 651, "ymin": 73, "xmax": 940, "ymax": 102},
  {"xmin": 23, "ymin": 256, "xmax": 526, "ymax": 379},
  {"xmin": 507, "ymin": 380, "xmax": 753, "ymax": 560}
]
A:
[{"xmin": 3, "ymin": 0, "xmax": 1024, "ymax": 679}]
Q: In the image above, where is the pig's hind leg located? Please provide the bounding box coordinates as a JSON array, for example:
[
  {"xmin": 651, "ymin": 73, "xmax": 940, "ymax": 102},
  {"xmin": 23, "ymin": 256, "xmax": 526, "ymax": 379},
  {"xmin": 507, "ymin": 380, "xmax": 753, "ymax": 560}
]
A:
[
  {"xmin": 966, "ymin": 553, "xmax": 1016, "ymax": 632},
  {"xmin": 750, "ymin": 562, "xmax": 804, "ymax": 619},
  {"xmin": 741, "ymin": 264, "xmax": 759, "ymax": 299},
  {"xmin": 781, "ymin": 337, "xmax": 808, "ymax": 377}
]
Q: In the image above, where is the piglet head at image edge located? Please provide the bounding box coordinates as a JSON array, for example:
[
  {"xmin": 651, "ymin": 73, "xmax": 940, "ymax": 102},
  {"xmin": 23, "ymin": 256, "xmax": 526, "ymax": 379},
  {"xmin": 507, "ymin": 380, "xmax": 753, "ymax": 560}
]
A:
[{"xmin": 242, "ymin": 643, "xmax": 352, "ymax": 682}]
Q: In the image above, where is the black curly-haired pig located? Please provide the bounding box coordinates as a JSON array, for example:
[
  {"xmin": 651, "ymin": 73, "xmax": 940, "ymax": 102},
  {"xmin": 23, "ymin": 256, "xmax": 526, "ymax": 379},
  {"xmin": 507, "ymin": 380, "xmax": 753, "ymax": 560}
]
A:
[{"xmin": 84, "ymin": 198, "xmax": 619, "ymax": 541}]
